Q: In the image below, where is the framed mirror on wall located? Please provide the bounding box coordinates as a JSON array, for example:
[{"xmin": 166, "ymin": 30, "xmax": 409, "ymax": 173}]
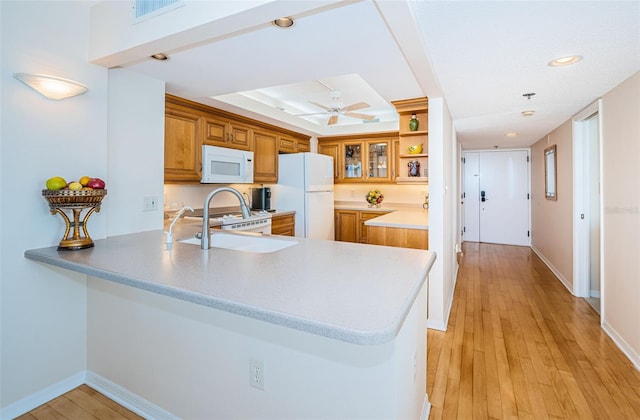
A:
[{"xmin": 545, "ymin": 144, "xmax": 557, "ymax": 200}]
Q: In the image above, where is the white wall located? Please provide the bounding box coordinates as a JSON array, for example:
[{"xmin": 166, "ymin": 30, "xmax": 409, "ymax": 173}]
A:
[
  {"xmin": 0, "ymin": 0, "xmax": 107, "ymax": 409},
  {"xmin": 107, "ymin": 69, "xmax": 165, "ymax": 236},
  {"xmin": 1, "ymin": 2, "xmax": 167, "ymax": 414},
  {"xmin": 426, "ymin": 98, "xmax": 458, "ymax": 331}
]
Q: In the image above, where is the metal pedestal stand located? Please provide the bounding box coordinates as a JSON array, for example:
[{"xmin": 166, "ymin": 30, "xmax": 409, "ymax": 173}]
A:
[{"xmin": 42, "ymin": 189, "xmax": 107, "ymax": 250}]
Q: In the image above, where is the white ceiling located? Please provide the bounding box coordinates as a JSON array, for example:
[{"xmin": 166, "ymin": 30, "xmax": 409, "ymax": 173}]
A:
[{"xmin": 122, "ymin": 0, "xmax": 640, "ymax": 149}]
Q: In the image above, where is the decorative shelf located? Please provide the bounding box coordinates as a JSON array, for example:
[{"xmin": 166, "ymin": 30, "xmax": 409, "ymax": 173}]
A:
[
  {"xmin": 399, "ymin": 153, "xmax": 429, "ymax": 159},
  {"xmin": 396, "ymin": 177, "xmax": 428, "ymax": 184},
  {"xmin": 398, "ymin": 130, "xmax": 428, "ymax": 137}
]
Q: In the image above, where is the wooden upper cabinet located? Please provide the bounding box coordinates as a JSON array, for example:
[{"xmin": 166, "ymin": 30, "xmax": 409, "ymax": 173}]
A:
[
  {"xmin": 318, "ymin": 134, "xmax": 396, "ymax": 184},
  {"xmin": 164, "ymin": 94, "xmax": 310, "ymax": 184},
  {"xmin": 278, "ymin": 135, "xmax": 311, "ymax": 154},
  {"xmin": 253, "ymin": 130, "xmax": 278, "ymax": 183},
  {"xmin": 318, "ymin": 142, "xmax": 340, "ymax": 181},
  {"xmin": 165, "ymin": 105, "xmax": 201, "ymax": 183},
  {"xmin": 201, "ymin": 114, "xmax": 228, "ymax": 147},
  {"xmin": 297, "ymin": 139, "xmax": 310, "ymax": 152},
  {"xmin": 228, "ymin": 120, "xmax": 252, "ymax": 150},
  {"xmin": 202, "ymin": 113, "xmax": 252, "ymax": 151},
  {"xmin": 278, "ymin": 135, "xmax": 297, "ymax": 153}
]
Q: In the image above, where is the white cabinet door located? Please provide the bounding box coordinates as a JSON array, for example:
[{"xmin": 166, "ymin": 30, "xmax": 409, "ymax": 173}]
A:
[{"xmin": 463, "ymin": 150, "xmax": 530, "ymax": 246}]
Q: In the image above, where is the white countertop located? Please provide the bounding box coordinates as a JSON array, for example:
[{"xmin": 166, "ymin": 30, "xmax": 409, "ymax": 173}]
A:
[
  {"xmin": 24, "ymin": 228, "xmax": 435, "ymax": 346},
  {"xmin": 365, "ymin": 208, "xmax": 428, "ymax": 230}
]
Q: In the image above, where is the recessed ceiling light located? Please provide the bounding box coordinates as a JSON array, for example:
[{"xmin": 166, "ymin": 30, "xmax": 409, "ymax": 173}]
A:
[
  {"xmin": 548, "ymin": 55, "xmax": 583, "ymax": 67},
  {"xmin": 522, "ymin": 110, "xmax": 535, "ymax": 117},
  {"xmin": 151, "ymin": 53, "xmax": 169, "ymax": 61},
  {"xmin": 273, "ymin": 17, "xmax": 295, "ymax": 28},
  {"xmin": 505, "ymin": 131, "xmax": 518, "ymax": 137}
]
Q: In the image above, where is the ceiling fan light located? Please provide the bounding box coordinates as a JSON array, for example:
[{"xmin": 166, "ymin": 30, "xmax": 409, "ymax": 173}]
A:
[
  {"xmin": 548, "ymin": 55, "xmax": 583, "ymax": 67},
  {"xmin": 13, "ymin": 73, "xmax": 88, "ymax": 100},
  {"xmin": 273, "ymin": 17, "xmax": 295, "ymax": 28}
]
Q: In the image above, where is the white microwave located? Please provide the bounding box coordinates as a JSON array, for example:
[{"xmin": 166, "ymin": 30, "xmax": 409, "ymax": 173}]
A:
[{"xmin": 201, "ymin": 145, "xmax": 254, "ymax": 184}]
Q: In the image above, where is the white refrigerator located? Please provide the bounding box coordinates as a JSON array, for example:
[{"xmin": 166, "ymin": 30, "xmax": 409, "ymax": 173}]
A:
[{"xmin": 276, "ymin": 153, "xmax": 334, "ymax": 240}]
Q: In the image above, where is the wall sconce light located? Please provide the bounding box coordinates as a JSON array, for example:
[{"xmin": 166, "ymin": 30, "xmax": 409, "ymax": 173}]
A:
[{"xmin": 13, "ymin": 73, "xmax": 88, "ymax": 100}]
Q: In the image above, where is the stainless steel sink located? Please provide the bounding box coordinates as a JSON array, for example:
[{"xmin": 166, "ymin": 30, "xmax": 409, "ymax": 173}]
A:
[{"xmin": 180, "ymin": 232, "xmax": 297, "ymax": 253}]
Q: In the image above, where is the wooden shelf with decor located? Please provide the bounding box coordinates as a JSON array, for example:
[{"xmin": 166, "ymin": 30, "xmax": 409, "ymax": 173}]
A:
[{"xmin": 391, "ymin": 97, "xmax": 429, "ymax": 184}]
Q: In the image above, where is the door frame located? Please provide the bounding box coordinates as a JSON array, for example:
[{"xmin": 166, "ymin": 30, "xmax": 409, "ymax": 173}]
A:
[
  {"xmin": 572, "ymin": 100, "xmax": 603, "ymax": 311},
  {"xmin": 461, "ymin": 148, "xmax": 532, "ymax": 245}
]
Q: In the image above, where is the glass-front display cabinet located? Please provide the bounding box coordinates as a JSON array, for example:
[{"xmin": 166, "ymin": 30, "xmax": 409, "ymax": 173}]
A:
[
  {"xmin": 367, "ymin": 142, "xmax": 388, "ymax": 179},
  {"xmin": 343, "ymin": 143, "xmax": 362, "ymax": 180}
]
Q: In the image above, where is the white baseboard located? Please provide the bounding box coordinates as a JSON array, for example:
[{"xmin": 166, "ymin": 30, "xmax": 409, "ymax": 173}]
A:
[
  {"xmin": 420, "ymin": 395, "xmax": 431, "ymax": 420},
  {"xmin": 602, "ymin": 320, "xmax": 640, "ymax": 372},
  {"xmin": 427, "ymin": 319, "xmax": 446, "ymax": 330},
  {"xmin": 530, "ymin": 245, "xmax": 574, "ymax": 295},
  {"xmin": 426, "ymin": 263, "xmax": 458, "ymax": 332},
  {"xmin": 0, "ymin": 371, "xmax": 177, "ymax": 420},
  {"xmin": 0, "ymin": 371, "xmax": 85, "ymax": 420},
  {"xmin": 85, "ymin": 371, "xmax": 179, "ymax": 420}
]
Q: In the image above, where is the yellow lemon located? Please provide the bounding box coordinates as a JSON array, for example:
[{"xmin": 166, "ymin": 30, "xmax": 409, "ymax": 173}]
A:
[{"xmin": 45, "ymin": 176, "xmax": 67, "ymax": 190}]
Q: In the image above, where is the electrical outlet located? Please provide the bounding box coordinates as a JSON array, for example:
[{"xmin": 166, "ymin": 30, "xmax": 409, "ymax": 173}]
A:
[
  {"xmin": 250, "ymin": 359, "xmax": 265, "ymax": 390},
  {"xmin": 143, "ymin": 195, "xmax": 158, "ymax": 211}
]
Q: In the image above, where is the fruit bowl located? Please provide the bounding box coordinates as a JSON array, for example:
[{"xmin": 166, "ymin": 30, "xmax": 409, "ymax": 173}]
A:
[
  {"xmin": 407, "ymin": 144, "xmax": 423, "ymax": 154},
  {"xmin": 366, "ymin": 189, "xmax": 384, "ymax": 208},
  {"xmin": 42, "ymin": 189, "xmax": 107, "ymax": 207}
]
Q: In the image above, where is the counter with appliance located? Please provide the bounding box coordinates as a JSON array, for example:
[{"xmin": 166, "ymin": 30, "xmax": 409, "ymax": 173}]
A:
[{"xmin": 24, "ymin": 230, "xmax": 435, "ymax": 419}]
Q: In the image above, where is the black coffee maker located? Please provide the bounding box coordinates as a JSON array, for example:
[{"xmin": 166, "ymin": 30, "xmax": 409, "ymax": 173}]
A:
[{"xmin": 251, "ymin": 187, "xmax": 271, "ymax": 211}]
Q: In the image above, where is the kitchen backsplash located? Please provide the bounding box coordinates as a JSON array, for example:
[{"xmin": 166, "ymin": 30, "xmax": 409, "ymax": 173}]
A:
[
  {"xmin": 164, "ymin": 183, "xmax": 428, "ymax": 213},
  {"xmin": 334, "ymin": 184, "xmax": 428, "ymax": 206},
  {"xmin": 164, "ymin": 184, "xmax": 257, "ymax": 212}
]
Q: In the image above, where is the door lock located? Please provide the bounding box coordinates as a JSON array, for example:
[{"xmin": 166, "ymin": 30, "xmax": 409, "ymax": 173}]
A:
[{"xmin": 481, "ymin": 190, "xmax": 487, "ymax": 202}]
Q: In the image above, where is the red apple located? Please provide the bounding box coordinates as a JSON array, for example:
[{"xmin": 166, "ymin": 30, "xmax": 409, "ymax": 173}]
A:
[{"xmin": 87, "ymin": 177, "xmax": 105, "ymax": 189}]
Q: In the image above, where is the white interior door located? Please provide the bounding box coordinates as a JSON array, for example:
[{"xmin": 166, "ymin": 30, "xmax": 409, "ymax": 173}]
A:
[
  {"xmin": 463, "ymin": 150, "xmax": 530, "ymax": 246},
  {"xmin": 463, "ymin": 153, "xmax": 480, "ymax": 242}
]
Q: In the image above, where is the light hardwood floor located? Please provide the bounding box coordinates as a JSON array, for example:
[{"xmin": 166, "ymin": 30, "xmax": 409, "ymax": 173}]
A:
[
  {"xmin": 427, "ymin": 242, "xmax": 640, "ymax": 419},
  {"xmin": 16, "ymin": 384, "xmax": 142, "ymax": 420}
]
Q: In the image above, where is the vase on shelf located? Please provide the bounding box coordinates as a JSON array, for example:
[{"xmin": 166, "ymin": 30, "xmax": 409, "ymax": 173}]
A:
[
  {"xmin": 408, "ymin": 160, "xmax": 421, "ymax": 177},
  {"xmin": 409, "ymin": 114, "xmax": 419, "ymax": 131}
]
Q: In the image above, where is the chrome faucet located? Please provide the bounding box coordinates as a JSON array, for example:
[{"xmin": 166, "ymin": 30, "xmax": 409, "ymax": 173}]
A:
[{"xmin": 201, "ymin": 187, "xmax": 250, "ymax": 249}]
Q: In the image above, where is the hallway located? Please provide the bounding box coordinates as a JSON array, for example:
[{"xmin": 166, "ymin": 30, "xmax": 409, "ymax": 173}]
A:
[{"xmin": 427, "ymin": 242, "xmax": 640, "ymax": 419}]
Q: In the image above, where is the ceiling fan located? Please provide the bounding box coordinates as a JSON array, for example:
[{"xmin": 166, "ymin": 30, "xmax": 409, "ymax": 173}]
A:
[{"xmin": 296, "ymin": 88, "xmax": 377, "ymax": 125}]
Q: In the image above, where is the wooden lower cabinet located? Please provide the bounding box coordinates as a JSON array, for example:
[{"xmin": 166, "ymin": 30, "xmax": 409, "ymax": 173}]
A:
[
  {"xmin": 334, "ymin": 210, "xmax": 390, "ymax": 244},
  {"xmin": 367, "ymin": 226, "xmax": 428, "ymax": 250},
  {"xmin": 271, "ymin": 213, "xmax": 295, "ymax": 236},
  {"xmin": 335, "ymin": 210, "xmax": 359, "ymax": 242}
]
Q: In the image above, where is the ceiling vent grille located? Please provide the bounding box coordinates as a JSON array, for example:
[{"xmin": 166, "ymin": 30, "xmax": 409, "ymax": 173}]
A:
[{"xmin": 133, "ymin": 0, "xmax": 183, "ymax": 23}]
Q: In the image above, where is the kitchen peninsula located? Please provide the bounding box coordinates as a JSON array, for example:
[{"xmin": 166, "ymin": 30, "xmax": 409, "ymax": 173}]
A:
[
  {"xmin": 25, "ymin": 228, "xmax": 435, "ymax": 419},
  {"xmin": 335, "ymin": 202, "xmax": 429, "ymax": 249}
]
